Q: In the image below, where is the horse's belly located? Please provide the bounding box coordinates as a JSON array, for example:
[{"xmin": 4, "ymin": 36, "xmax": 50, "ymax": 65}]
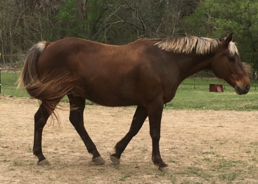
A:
[
  {"xmin": 86, "ymin": 94, "xmax": 138, "ymax": 107},
  {"xmin": 77, "ymin": 86, "xmax": 139, "ymax": 107}
]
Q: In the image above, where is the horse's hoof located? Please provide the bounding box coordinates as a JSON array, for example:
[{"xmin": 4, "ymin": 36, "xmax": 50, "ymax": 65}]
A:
[
  {"xmin": 92, "ymin": 157, "xmax": 105, "ymax": 165},
  {"xmin": 37, "ymin": 159, "xmax": 50, "ymax": 166},
  {"xmin": 159, "ymin": 166, "xmax": 171, "ymax": 172},
  {"xmin": 110, "ymin": 155, "xmax": 120, "ymax": 165}
]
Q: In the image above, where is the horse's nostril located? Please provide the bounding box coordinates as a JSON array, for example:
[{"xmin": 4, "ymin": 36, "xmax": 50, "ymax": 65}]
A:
[{"xmin": 246, "ymin": 84, "xmax": 250, "ymax": 92}]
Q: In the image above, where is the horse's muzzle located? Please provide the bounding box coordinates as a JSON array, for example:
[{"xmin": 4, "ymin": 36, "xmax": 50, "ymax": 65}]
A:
[{"xmin": 236, "ymin": 84, "xmax": 250, "ymax": 95}]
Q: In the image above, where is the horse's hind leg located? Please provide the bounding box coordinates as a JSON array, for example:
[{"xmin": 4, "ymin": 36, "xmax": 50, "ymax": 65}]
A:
[
  {"xmin": 33, "ymin": 101, "xmax": 58, "ymax": 165},
  {"xmin": 110, "ymin": 105, "xmax": 148, "ymax": 165},
  {"xmin": 68, "ymin": 94, "xmax": 104, "ymax": 165}
]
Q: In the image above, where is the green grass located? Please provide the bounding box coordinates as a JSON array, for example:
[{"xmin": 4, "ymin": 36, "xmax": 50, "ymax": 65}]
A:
[
  {"xmin": 1, "ymin": 72, "xmax": 30, "ymax": 97},
  {"xmin": 2, "ymin": 72, "xmax": 258, "ymax": 110},
  {"xmin": 166, "ymin": 78, "xmax": 258, "ymax": 110}
]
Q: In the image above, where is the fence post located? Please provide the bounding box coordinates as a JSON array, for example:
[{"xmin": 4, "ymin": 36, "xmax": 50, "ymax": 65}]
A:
[{"xmin": 0, "ymin": 52, "xmax": 1, "ymax": 94}]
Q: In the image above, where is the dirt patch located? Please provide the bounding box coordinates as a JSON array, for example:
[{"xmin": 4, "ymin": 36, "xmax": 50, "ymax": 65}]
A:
[{"xmin": 0, "ymin": 96, "xmax": 258, "ymax": 184}]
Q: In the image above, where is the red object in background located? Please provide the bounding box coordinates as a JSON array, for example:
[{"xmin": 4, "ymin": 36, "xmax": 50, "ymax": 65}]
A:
[{"xmin": 209, "ymin": 84, "xmax": 223, "ymax": 92}]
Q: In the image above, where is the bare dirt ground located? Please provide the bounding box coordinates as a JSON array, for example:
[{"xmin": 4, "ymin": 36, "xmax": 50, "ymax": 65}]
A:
[{"xmin": 1, "ymin": 96, "xmax": 258, "ymax": 184}]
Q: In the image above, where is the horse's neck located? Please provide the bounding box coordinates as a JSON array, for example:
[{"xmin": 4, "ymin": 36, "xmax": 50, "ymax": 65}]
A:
[{"xmin": 176, "ymin": 53, "xmax": 213, "ymax": 80}]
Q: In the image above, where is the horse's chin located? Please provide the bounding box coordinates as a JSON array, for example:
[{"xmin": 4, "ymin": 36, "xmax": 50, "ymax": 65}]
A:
[
  {"xmin": 235, "ymin": 87, "xmax": 242, "ymax": 95},
  {"xmin": 235, "ymin": 85, "xmax": 249, "ymax": 95}
]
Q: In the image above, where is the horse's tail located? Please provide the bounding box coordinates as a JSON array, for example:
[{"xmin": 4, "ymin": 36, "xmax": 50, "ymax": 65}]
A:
[
  {"xmin": 18, "ymin": 41, "xmax": 46, "ymax": 89},
  {"xmin": 18, "ymin": 41, "xmax": 78, "ymax": 120}
]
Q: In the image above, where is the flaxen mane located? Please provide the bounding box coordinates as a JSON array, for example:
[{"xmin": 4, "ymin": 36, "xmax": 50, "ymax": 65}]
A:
[{"xmin": 155, "ymin": 36, "xmax": 238, "ymax": 55}]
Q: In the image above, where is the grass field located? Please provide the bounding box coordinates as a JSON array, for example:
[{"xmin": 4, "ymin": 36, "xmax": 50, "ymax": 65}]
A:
[{"xmin": 2, "ymin": 72, "xmax": 258, "ymax": 110}]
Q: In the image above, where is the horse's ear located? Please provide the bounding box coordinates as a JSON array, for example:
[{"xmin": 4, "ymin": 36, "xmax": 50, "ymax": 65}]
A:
[
  {"xmin": 219, "ymin": 32, "xmax": 230, "ymax": 41},
  {"xmin": 223, "ymin": 32, "xmax": 233, "ymax": 47}
]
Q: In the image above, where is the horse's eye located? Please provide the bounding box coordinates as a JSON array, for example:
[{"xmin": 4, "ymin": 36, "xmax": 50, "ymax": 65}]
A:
[{"xmin": 228, "ymin": 56, "xmax": 235, "ymax": 62}]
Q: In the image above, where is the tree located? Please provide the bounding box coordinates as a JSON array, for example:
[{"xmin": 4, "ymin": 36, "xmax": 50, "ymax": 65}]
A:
[
  {"xmin": 0, "ymin": 0, "xmax": 62, "ymax": 64},
  {"xmin": 55, "ymin": 0, "xmax": 87, "ymax": 38},
  {"xmin": 0, "ymin": 0, "xmax": 201, "ymax": 64},
  {"xmin": 84, "ymin": 0, "xmax": 200, "ymax": 44}
]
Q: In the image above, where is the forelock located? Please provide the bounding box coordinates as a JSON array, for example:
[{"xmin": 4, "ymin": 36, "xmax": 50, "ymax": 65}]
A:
[{"xmin": 228, "ymin": 42, "xmax": 239, "ymax": 55}]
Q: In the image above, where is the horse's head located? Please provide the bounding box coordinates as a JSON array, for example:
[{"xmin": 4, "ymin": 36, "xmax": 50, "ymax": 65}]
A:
[{"xmin": 211, "ymin": 33, "xmax": 250, "ymax": 95}]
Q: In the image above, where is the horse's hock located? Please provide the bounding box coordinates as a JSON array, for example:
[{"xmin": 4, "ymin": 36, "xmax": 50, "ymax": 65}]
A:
[{"xmin": 209, "ymin": 84, "xmax": 223, "ymax": 92}]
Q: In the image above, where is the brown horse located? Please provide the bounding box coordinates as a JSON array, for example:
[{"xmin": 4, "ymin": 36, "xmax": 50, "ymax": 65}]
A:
[{"xmin": 19, "ymin": 33, "xmax": 250, "ymax": 171}]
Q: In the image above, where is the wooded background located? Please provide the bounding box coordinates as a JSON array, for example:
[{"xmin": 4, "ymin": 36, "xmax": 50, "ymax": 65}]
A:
[{"xmin": 1, "ymin": 0, "xmax": 258, "ymax": 77}]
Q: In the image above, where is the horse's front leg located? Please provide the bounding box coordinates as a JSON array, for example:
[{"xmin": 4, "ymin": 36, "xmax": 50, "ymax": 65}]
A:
[
  {"xmin": 110, "ymin": 105, "xmax": 148, "ymax": 165},
  {"xmin": 147, "ymin": 102, "xmax": 168, "ymax": 171}
]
